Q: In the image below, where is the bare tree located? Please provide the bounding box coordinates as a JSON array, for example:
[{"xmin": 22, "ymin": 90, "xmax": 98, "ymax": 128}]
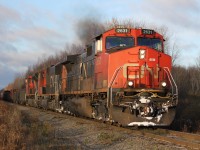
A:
[
  {"xmin": 4, "ymin": 83, "xmax": 13, "ymax": 91},
  {"xmin": 196, "ymin": 55, "xmax": 200, "ymax": 70},
  {"xmin": 64, "ymin": 43, "xmax": 84, "ymax": 55},
  {"xmin": 188, "ymin": 67, "xmax": 200, "ymax": 96},
  {"xmin": 172, "ymin": 66, "xmax": 189, "ymax": 97},
  {"xmin": 12, "ymin": 74, "xmax": 25, "ymax": 90},
  {"xmin": 171, "ymin": 43, "xmax": 181, "ymax": 66},
  {"xmin": 105, "ymin": 18, "xmax": 147, "ymax": 30}
]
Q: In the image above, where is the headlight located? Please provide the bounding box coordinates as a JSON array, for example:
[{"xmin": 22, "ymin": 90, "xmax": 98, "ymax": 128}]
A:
[
  {"xmin": 140, "ymin": 54, "xmax": 145, "ymax": 59},
  {"xmin": 128, "ymin": 81, "xmax": 134, "ymax": 87},
  {"xmin": 161, "ymin": 81, "xmax": 167, "ymax": 87},
  {"xmin": 140, "ymin": 50, "xmax": 145, "ymax": 54},
  {"xmin": 139, "ymin": 49, "xmax": 146, "ymax": 59}
]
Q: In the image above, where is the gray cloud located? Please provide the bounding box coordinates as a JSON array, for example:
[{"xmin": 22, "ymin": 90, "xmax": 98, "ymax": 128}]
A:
[
  {"xmin": 0, "ymin": 4, "xmax": 71, "ymax": 88},
  {"xmin": 0, "ymin": 5, "xmax": 21, "ymax": 23},
  {"xmin": 140, "ymin": 0, "xmax": 200, "ymax": 30}
]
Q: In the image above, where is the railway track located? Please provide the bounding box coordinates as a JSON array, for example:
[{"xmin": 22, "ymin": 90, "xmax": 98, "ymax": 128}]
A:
[
  {"xmin": 3, "ymin": 101, "xmax": 200, "ymax": 149},
  {"xmin": 50, "ymin": 110, "xmax": 200, "ymax": 149},
  {"xmin": 28, "ymin": 105, "xmax": 200, "ymax": 149}
]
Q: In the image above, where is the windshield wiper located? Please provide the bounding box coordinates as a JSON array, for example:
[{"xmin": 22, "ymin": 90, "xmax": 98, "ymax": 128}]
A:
[{"xmin": 107, "ymin": 44, "xmax": 130, "ymax": 51}]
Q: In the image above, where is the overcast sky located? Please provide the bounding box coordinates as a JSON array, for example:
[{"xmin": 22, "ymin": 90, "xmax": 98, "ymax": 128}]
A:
[{"xmin": 0, "ymin": 0, "xmax": 200, "ymax": 89}]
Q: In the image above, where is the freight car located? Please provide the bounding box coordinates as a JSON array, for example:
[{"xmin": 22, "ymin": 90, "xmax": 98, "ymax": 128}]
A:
[
  {"xmin": 13, "ymin": 27, "xmax": 178, "ymax": 126},
  {"xmin": 1, "ymin": 90, "xmax": 12, "ymax": 102}
]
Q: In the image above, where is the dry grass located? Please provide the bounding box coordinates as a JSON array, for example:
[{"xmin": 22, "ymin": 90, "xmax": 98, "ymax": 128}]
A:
[
  {"xmin": 97, "ymin": 131, "xmax": 123, "ymax": 145},
  {"xmin": 0, "ymin": 102, "xmax": 53, "ymax": 149},
  {"xmin": 0, "ymin": 103, "xmax": 25, "ymax": 150},
  {"xmin": 141, "ymin": 128, "xmax": 170, "ymax": 136}
]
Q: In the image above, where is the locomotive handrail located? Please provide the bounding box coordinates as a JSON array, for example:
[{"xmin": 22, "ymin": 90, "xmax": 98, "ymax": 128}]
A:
[
  {"xmin": 108, "ymin": 66, "xmax": 123, "ymax": 107},
  {"xmin": 108, "ymin": 66, "xmax": 123, "ymax": 88},
  {"xmin": 163, "ymin": 67, "xmax": 178, "ymax": 102}
]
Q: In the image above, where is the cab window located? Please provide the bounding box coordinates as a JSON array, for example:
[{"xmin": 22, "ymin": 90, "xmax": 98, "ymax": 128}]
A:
[
  {"xmin": 106, "ymin": 37, "xmax": 134, "ymax": 52},
  {"xmin": 137, "ymin": 37, "xmax": 162, "ymax": 51}
]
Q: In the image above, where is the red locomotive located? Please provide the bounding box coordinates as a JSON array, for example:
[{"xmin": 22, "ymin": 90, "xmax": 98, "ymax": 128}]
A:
[{"xmin": 13, "ymin": 27, "xmax": 178, "ymax": 126}]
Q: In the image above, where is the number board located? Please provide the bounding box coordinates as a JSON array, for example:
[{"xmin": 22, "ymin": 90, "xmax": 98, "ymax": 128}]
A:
[
  {"xmin": 142, "ymin": 29, "xmax": 155, "ymax": 35},
  {"xmin": 115, "ymin": 28, "xmax": 130, "ymax": 34}
]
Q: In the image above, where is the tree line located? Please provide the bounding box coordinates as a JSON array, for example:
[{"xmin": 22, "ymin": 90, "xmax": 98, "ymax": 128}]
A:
[{"xmin": 173, "ymin": 65, "xmax": 200, "ymax": 98}]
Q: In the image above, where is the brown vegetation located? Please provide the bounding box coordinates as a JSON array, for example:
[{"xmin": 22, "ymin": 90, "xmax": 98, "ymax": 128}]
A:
[
  {"xmin": 171, "ymin": 64, "xmax": 200, "ymax": 132},
  {"xmin": 172, "ymin": 65, "xmax": 200, "ymax": 97},
  {"xmin": 0, "ymin": 103, "xmax": 24, "ymax": 149},
  {"xmin": 0, "ymin": 102, "xmax": 53, "ymax": 149}
]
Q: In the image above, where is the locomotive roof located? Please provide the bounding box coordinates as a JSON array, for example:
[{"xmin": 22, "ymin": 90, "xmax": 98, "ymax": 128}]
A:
[
  {"xmin": 93, "ymin": 27, "xmax": 163, "ymax": 39},
  {"xmin": 60, "ymin": 54, "xmax": 80, "ymax": 65}
]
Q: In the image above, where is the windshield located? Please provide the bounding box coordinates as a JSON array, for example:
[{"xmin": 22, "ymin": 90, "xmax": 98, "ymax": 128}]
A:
[
  {"xmin": 106, "ymin": 37, "xmax": 134, "ymax": 51},
  {"xmin": 137, "ymin": 37, "xmax": 162, "ymax": 51}
]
